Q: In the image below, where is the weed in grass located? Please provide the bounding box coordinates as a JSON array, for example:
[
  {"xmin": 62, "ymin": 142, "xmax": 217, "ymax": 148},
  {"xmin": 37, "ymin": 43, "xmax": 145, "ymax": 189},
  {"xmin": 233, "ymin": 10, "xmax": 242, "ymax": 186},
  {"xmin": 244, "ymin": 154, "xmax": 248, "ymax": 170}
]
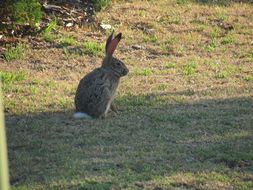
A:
[
  {"xmin": 215, "ymin": 71, "xmax": 228, "ymax": 79},
  {"xmin": 58, "ymin": 97, "xmax": 70, "ymax": 109},
  {"xmin": 161, "ymin": 44, "xmax": 174, "ymax": 53},
  {"xmin": 138, "ymin": 10, "xmax": 146, "ymax": 17},
  {"xmin": 134, "ymin": 68, "xmax": 153, "ymax": 76},
  {"xmin": 63, "ymin": 47, "xmax": 71, "ymax": 57},
  {"xmin": 161, "ymin": 36, "xmax": 178, "ymax": 51},
  {"xmin": 30, "ymin": 79, "xmax": 41, "ymax": 85},
  {"xmin": 205, "ymin": 40, "xmax": 217, "ymax": 52},
  {"xmin": 167, "ymin": 15, "xmax": 183, "ymax": 25},
  {"xmin": 222, "ymin": 33, "xmax": 234, "ymax": 45},
  {"xmin": 182, "ymin": 60, "xmax": 197, "ymax": 76},
  {"xmin": 29, "ymin": 86, "xmax": 38, "ymax": 94},
  {"xmin": 165, "ymin": 36, "xmax": 178, "ymax": 45},
  {"xmin": 191, "ymin": 19, "xmax": 208, "ymax": 32},
  {"xmin": 216, "ymin": 11, "xmax": 228, "ymax": 22},
  {"xmin": 3, "ymin": 43, "xmax": 26, "ymax": 61},
  {"xmin": 44, "ymin": 19, "xmax": 57, "ymax": 35},
  {"xmin": 209, "ymin": 26, "xmax": 221, "ymax": 39},
  {"xmin": 157, "ymin": 84, "xmax": 168, "ymax": 91},
  {"xmin": 0, "ymin": 71, "xmax": 27, "ymax": 84},
  {"xmin": 164, "ymin": 62, "xmax": 176, "ymax": 69},
  {"xmin": 243, "ymin": 75, "xmax": 253, "ymax": 82},
  {"xmin": 43, "ymin": 33, "xmax": 56, "ymax": 43},
  {"xmin": 45, "ymin": 80, "xmax": 56, "ymax": 87},
  {"xmin": 215, "ymin": 64, "xmax": 238, "ymax": 79},
  {"xmin": 59, "ymin": 36, "xmax": 77, "ymax": 46},
  {"xmin": 204, "ymin": 60, "xmax": 220, "ymax": 72},
  {"xmin": 248, "ymin": 48, "xmax": 253, "ymax": 61},
  {"xmin": 43, "ymin": 20, "xmax": 58, "ymax": 42},
  {"xmin": 143, "ymin": 34, "xmax": 158, "ymax": 43},
  {"xmin": 82, "ymin": 41, "xmax": 104, "ymax": 56}
]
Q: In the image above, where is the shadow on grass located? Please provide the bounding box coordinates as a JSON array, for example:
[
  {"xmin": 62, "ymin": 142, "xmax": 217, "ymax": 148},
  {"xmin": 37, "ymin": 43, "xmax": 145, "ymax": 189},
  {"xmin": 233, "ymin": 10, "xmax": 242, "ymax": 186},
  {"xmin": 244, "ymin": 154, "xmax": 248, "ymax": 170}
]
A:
[
  {"xmin": 5, "ymin": 94, "xmax": 253, "ymax": 189},
  {"xmin": 193, "ymin": 0, "xmax": 253, "ymax": 6}
]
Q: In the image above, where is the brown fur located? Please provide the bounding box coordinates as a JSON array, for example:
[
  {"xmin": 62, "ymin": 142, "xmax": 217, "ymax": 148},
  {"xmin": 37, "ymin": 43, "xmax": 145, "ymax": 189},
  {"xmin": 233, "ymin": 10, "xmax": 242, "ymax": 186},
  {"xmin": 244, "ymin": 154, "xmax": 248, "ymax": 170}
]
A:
[{"xmin": 74, "ymin": 33, "xmax": 128, "ymax": 118}]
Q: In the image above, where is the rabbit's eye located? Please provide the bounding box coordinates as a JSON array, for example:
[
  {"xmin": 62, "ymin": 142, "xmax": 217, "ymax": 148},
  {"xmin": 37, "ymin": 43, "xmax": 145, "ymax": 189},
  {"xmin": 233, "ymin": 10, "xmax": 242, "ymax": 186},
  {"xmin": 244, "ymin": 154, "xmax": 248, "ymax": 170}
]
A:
[{"xmin": 116, "ymin": 62, "xmax": 121, "ymax": 66}]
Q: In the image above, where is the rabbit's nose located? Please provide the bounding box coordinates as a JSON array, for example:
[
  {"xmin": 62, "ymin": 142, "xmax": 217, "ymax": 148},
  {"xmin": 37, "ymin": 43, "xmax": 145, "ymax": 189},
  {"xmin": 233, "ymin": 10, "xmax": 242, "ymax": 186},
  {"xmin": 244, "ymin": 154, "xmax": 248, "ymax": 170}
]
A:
[{"xmin": 123, "ymin": 68, "xmax": 129, "ymax": 76}]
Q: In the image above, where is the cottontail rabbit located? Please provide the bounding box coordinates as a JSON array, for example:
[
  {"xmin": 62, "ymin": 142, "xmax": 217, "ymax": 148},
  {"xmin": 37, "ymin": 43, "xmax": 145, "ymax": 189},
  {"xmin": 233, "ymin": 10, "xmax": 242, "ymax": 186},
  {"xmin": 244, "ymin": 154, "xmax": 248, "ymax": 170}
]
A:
[{"xmin": 74, "ymin": 32, "xmax": 128, "ymax": 119}]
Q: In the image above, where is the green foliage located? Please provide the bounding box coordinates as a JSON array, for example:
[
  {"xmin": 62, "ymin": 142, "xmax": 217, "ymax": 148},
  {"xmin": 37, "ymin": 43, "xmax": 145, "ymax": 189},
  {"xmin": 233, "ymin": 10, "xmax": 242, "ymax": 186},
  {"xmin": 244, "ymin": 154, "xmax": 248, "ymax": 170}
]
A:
[
  {"xmin": 165, "ymin": 62, "xmax": 176, "ymax": 69},
  {"xmin": 134, "ymin": 68, "xmax": 153, "ymax": 76},
  {"xmin": 222, "ymin": 33, "xmax": 234, "ymax": 44},
  {"xmin": 10, "ymin": 0, "xmax": 42, "ymax": 26},
  {"xmin": 94, "ymin": 0, "xmax": 112, "ymax": 11},
  {"xmin": 215, "ymin": 71, "xmax": 228, "ymax": 79},
  {"xmin": 0, "ymin": 71, "xmax": 27, "ymax": 84},
  {"xmin": 43, "ymin": 20, "xmax": 57, "ymax": 35},
  {"xmin": 205, "ymin": 40, "xmax": 217, "ymax": 52},
  {"xmin": 209, "ymin": 26, "xmax": 221, "ymax": 39},
  {"xmin": 248, "ymin": 48, "xmax": 253, "ymax": 61},
  {"xmin": 167, "ymin": 15, "xmax": 182, "ymax": 25},
  {"xmin": 182, "ymin": 60, "xmax": 197, "ymax": 75},
  {"xmin": 43, "ymin": 20, "xmax": 58, "ymax": 42},
  {"xmin": 83, "ymin": 41, "xmax": 104, "ymax": 56},
  {"xmin": 3, "ymin": 43, "xmax": 26, "ymax": 61},
  {"xmin": 243, "ymin": 75, "xmax": 253, "ymax": 82},
  {"xmin": 59, "ymin": 36, "xmax": 77, "ymax": 46},
  {"xmin": 143, "ymin": 34, "xmax": 158, "ymax": 43}
]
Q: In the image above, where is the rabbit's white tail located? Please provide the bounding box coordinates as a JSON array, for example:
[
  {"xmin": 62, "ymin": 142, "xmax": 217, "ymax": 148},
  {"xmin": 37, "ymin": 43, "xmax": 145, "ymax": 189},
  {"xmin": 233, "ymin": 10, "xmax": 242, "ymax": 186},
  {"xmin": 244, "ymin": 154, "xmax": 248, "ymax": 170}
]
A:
[{"xmin": 73, "ymin": 112, "xmax": 92, "ymax": 119}]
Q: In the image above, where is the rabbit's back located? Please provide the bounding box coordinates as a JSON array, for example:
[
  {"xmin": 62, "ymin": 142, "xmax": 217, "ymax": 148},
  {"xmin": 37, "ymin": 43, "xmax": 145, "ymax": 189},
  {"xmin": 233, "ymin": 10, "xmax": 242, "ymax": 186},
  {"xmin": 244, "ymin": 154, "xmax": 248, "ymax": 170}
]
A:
[{"xmin": 75, "ymin": 68, "xmax": 119, "ymax": 118}]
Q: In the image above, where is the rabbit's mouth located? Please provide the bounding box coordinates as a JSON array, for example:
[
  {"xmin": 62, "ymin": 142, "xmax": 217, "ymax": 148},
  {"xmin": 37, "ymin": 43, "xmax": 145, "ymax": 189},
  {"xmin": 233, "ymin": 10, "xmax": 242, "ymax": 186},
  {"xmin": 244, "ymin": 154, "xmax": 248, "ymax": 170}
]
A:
[
  {"xmin": 111, "ymin": 68, "xmax": 128, "ymax": 77},
  {"xmin": 122, "ymin": 68, "xmax": 129, "ymax": 76}
]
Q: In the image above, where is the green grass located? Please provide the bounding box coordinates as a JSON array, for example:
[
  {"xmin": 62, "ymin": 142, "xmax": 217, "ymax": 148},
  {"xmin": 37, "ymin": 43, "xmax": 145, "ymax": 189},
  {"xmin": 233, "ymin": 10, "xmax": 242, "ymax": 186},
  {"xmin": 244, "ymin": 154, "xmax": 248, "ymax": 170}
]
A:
[
  {"xmin": 205, "ymin": 40, "xmax": 217, "ymax": 52},
  {"xmin": 182, "ymin": 60, "xmax": 197, "ymax": 75},
  {"xmin": 244, "ymin": 75, "xmax": 253, "ymax": 82},
  {"xmin": 166, "ymin": 15, "xmax": 183, "ymax": 25},
  {"xmin": 3, "ymin": 43, "xmax": 26, "ymax": 61},
  {"xmin": 143, "ymin": 34, "xmax": 158, "ymax": 43},
  {"xmin": 82, "ymin": 41, "xmax": 104, "ymax": 56},
  {"xmin": 215, "ymin": 71, "xmax": 228, "ymax": 79},
  {"xmin": 164, "ymin": 62, "xmax": 176, "ymax": 69},
  {"xmin": 209, "ymin": 26, "xmax": 221, "ymax": 40},
  {"xmin": 133, "ymin": 68, "xmax": 153, "ymax": 76},
  {"xmin": 94, "ymin": 0, "xmax": 112, "ymax": 11},
  {"xmin": 58, "ymin": 36, "xmax": 77, "ymax": 46},
  {"xmin": 222, "ymin": 33, "xmax": 235, "ymax": 45},
  {"xmin": 248, "ymin": 48, "xmax": 253, "ymax": 61},
  {"xmin": 42, "ymin": 20, "xmax": 58, "ymax": 43},
  {"xmin": 0, "ymin": 71, "xmax": 27, "ymax": 84}
]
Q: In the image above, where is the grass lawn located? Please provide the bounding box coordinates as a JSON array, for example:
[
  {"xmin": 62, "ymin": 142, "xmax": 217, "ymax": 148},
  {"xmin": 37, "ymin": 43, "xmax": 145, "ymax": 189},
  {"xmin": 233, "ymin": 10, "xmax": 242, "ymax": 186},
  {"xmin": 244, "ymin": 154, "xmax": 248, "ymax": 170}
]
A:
[{"xmin": 1, "ymin": 0, "xmax": 253, "ymax": 189}]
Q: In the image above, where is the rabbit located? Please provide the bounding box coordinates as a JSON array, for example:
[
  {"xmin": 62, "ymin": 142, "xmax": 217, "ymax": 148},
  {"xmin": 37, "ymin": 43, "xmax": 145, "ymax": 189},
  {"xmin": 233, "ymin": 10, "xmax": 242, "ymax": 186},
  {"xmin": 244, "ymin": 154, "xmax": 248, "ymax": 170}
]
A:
[{"xmin": 74, "ymin": 32, "xmax": 129, "ymax": 119}]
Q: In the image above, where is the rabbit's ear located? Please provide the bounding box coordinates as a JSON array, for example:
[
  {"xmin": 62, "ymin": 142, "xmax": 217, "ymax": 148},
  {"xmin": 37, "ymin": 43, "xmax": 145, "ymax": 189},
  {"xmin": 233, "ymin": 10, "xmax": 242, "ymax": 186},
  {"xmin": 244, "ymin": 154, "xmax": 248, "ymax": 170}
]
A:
[
  {"xmin": 105, "ymin": 31, "xmax": 114, "ymax": 53},
  {"xmin": 106, "ymin": 33, "xmax": 122, "ymax": 56}
]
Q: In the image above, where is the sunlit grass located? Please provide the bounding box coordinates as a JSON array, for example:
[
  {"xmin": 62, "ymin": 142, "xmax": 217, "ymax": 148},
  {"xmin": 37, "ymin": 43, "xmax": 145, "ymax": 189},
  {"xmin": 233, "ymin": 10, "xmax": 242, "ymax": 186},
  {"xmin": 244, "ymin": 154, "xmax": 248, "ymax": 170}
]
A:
[{"xmin": 3, "ymin": 43, "xmax": 26, "ymax": 61}]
